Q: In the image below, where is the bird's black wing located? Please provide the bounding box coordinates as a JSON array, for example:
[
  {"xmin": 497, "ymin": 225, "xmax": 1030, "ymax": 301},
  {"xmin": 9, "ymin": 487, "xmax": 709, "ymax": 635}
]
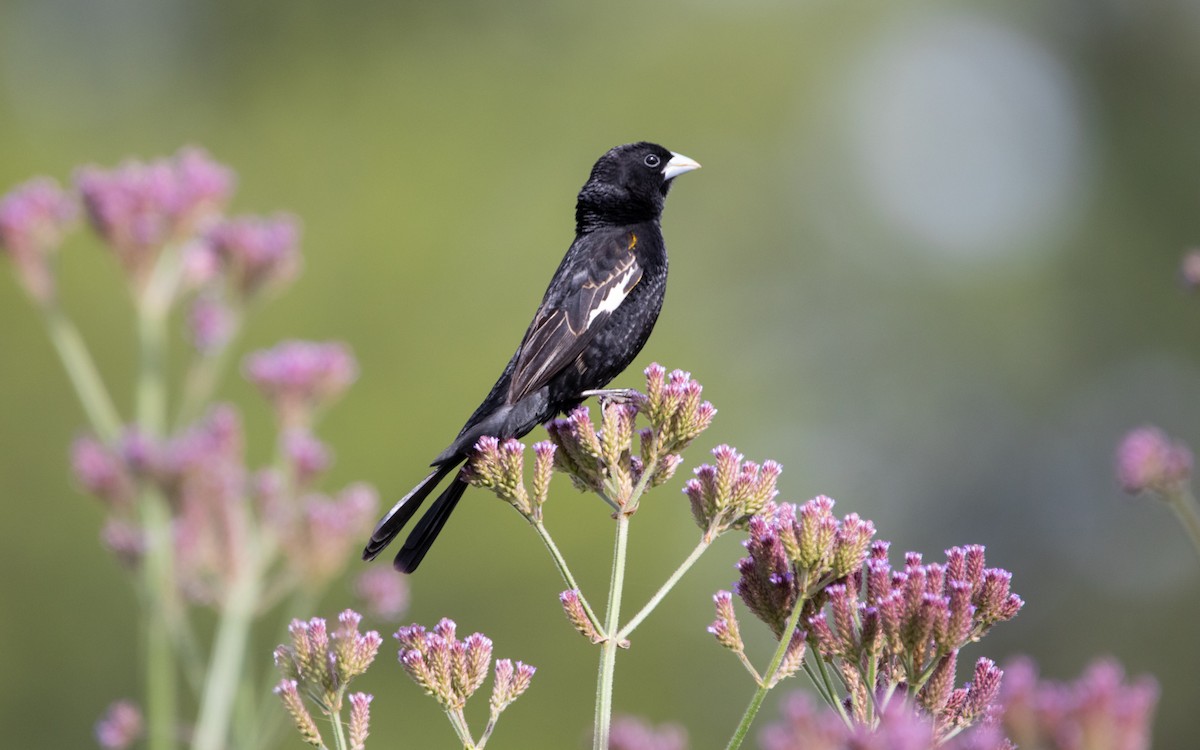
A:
[{"xmin": 506, "ymin": 230, "xmax": 642, "ymax": 403}]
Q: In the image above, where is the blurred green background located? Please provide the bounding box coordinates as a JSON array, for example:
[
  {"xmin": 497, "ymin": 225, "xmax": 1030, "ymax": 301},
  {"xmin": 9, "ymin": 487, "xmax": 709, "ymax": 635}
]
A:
[{"xmin": 2, "ymin": 0, "xmax": 1199, "ymax": 747}]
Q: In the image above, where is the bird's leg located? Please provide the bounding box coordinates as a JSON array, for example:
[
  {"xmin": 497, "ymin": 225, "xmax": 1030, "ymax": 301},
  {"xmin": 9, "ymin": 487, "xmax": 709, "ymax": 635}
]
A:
[{"xmin": 581, "ymin": 388, "xmax": 640, "ymax": 406}]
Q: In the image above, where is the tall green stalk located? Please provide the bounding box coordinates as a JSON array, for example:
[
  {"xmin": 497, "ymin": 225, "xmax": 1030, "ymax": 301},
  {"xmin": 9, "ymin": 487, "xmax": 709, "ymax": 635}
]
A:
[
  {"xmin": 592, "ymin": 512, "xmax": 631, "ymax": 750},
  {"xmin": 136, "ymin": 252, "xmax": 181, "ymax": 750}
]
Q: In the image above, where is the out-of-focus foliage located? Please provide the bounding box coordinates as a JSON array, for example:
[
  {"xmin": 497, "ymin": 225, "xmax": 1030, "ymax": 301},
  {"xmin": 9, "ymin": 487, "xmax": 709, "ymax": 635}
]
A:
[{"xmin": 2, "ymin": 1, "xmax": 1198, "ymax": 748}]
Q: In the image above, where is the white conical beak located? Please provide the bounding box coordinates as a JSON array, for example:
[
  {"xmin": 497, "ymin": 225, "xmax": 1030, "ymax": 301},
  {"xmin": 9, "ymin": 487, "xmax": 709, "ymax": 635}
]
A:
[{"xmin": 662, "ymin": 152, "xmax": 701, "ymax": 180}]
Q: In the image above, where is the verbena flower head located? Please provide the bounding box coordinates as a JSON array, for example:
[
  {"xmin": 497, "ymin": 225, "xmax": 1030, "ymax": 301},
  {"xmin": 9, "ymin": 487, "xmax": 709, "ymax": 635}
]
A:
[
  {"xmin": 733, "ymin": 497, "xmax": 875, "ymax": 639},
  {"xmin": 760, "ymin": 692, "xmax": 1014, "ymax": 750},
  {"xmin": 348, "ymin": 692, "xmax": 373, "ymax": 750},
  {"xmin": 94, "ymin": 700, "xmax": 143, "ymax": 750},
  {"xmin": 204, "ymin": 212, "xmax": 302, "ymax": 299},
  {"xmin": 355, "ymin": 566, "xmax": 411, "ymax": 620},
  {"xmin": 560, "ymin": 589, "xmax": 603, "ymax": 644},
  {"xmin": 685, "ymin": 444, "xmax": 781, "ymax": 539},
  {"xmin": 1115, "ymin": 425, "xmax": 1193, "ymax": 497},
  {"xmin": 463, "ymin": 436, "xmax": 554, "ymax": 520},
  {"xmin": 999, "ymin": 657, "xmax": 1158, "ymax": 750},
  {"xmin": 1181, "ymin": 248, "xmax": 1200, "ymax": 290},
  {"xmin": 542, "ymin": 364, "xmax": 715, "ymax": 510},
  {"xmin": 75, "ymin": 146, "xmax": 234, "ymax": 290},
  {"xmin": 273, "ymin": 609, "xmax": 383, "ymax": 715},
  {"xmin": 394, "ymin": 618, "xmax": 499, "ymax": 710},
  {"xmin": 71, "ymin": 434, "xmax": 135, "ymax": 509},
  {"xmin": 607, "ymin": 715, "xmax": 689, "ymax": 750},
  {"xmin": 0, "ymin": 176, "xmax": 77, "ymax": 303},
  {"xmin": 158, "ymin": 406, "xmax": 249, "ymax": 603},
  {"xmin": 244, "ymin": 340, "xmax": 358, "ymax": 427},
  {"xmin": 187, "ymin": 295, "xmax": 236, "ymax": 354},
  {"xmin": 489, "ymin": 658, "xmax": 537, "ymax": 714},
  {"xmin": 279, "ymin": 483, "xmax": 379, "ymax": 585}
]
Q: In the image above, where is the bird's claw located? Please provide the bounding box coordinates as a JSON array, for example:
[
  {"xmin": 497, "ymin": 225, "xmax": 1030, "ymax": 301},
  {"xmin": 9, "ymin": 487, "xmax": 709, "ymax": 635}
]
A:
[{"xmin": 581, "ymin": 388, "xmax": 640, "ymax": 407}]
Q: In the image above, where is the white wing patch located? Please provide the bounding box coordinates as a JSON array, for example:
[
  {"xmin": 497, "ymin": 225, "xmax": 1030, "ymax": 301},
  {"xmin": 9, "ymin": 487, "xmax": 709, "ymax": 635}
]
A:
[{"xmin": 586, "ymin": 267, "xmax": 637, "ymax": 329}]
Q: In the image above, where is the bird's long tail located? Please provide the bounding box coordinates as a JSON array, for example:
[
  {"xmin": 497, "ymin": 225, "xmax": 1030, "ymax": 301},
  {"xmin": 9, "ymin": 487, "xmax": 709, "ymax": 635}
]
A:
[
  {"xmin": 362, "ymin": 461, "xmax": 461, "ymax": 562},
  {"xmin": 393, "ymin": 474, "xmax": 469, "ymax": 573}
]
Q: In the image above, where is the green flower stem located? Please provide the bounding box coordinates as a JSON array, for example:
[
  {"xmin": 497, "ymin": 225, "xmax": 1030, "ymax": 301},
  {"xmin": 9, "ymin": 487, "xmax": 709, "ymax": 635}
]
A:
[
  {"xmin": 140, "ymin": 491, "xmax": 179, "ymax": 750},
  {"xmin": 41, "ymin": 303, "xmax": 122, "ymax": 441},
  {"xmin": 477, "ymin": 709, "xmax": 501, "ymax": 749},
  {"xmin": 445, "ymin": 707, "xmax": 474, "ymax": 749},
  {"xmin": 724, "ymin": 585, "xmax": 811, "ymax": 750},
  {"xmin": 135, "ymin": 250, "xmax": 182, "ymax": 750},
  {"xmin": 174, "ymin": 308, "xmax": 243, "ymax": 430},
  {"xmin": 532, "ymin": 519, "xmax": 604, "ymax": 632},
  {"xmin": 192, "ymin": 543, "xmax": 264, "ymax": 750},
  {"xmin": 136, "ymin": 305, "xmax": 169, "ymax": 436},
  {"xmin": 800, "ymin": 660, "xmax": 834, "ymax": 705},
  {"xmin": 593, "ymin": 512, "xmax": 631, "ymax": 750},
  {"xmin": 616, "ymin": 536, "xmax": 711, "ymax": 641},
  {"xmin": 330, "ymin": 690, "xmax": 350, "ymax": 750},
  {"xmin": 810, "ymin": 650, "xmax": 853, "ymax": 727},
  {"xmin": 1167, "ymin": 488, "xmax": 1200, "ymax": 563}
]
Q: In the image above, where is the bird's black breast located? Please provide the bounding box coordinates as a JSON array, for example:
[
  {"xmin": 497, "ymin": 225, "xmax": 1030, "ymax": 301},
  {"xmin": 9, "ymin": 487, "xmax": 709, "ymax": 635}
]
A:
[{"xmin": 545, "ymin": 223, "xmax": 667, "ymax": 411}]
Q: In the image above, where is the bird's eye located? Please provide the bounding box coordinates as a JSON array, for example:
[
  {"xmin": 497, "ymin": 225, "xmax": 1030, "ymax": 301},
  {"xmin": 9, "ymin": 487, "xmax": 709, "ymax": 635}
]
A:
[{"xmin": 643, "ymin": 153, "xmax": 661, "ymax": 168}]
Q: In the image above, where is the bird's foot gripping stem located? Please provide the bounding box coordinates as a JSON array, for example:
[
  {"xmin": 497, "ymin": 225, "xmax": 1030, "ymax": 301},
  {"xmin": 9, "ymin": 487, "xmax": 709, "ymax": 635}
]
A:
[{"xmin": 581, "ymin": 388, "xmax": 641, "ymax": 407}]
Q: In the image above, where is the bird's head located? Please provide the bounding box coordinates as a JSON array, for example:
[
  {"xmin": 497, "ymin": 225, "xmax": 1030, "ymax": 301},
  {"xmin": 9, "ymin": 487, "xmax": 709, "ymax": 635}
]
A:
[{"xmin": 576, "ymin": 142, "xmax": 700, "ymax": 230}]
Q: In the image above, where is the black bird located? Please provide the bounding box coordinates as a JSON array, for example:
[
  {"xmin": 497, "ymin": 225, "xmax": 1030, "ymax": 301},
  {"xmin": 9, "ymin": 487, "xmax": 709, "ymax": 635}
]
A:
[{"xmin": 363, "ymin": 142, "xmax": 700, "ymax": 573}]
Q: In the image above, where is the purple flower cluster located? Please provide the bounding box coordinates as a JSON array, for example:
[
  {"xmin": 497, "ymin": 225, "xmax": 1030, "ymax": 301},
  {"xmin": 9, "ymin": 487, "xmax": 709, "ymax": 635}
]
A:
[
  {"xmin": 728, "ymin": 497, "xmax": 876, "ymax": 639},
  {"xmin": 685, "ymin": 444, "xmax": 782, "ymax": 539},
  {"xmin": 760, "ymin": 692, "xmax": 1013, "ymax": 750},
  {"xmin": 463, "ymin": 435, "xmax": 556, "ymax": 520},
  {"xmin": 202, "ymin": 212, "xmax": 301, "ymax": 299},
  {"xmin": 760, "ymin": 656, "xmax": 1158, "ymax": 750},
  {"xmin": 394, "ymin": 618, "xmax": 535, "ymax": 715},
  {"xmin": 75, "ymin": 146, "xmax": 234, "ymax": 288},
  {"xmin": 540, "ymin": 364, "xmax": 715, "ymax": 510},
  {"xmin": 999, "ymin": 657, "xmax": 1158, "ymax": 750},
  {"xmin": 354, "ymin": 566, "xmax": 411, "ymax": 620},
  {"xmin": 0, "ymin": 177, "xmax": 77, "ymax": 303},
  {"xmin": 273, "ymin": 609, "xmax": 381, "ymax": 747},
  {"xmin": 94, "ymin": 700, "xmax": 143, "ymax": 750},
  {"xmin": 608, "ymin": 715, "xmax": 689, "ymax": 750},
  {"xmin": 804, "ymin": 544, "xmax": 1022, "ymax": 723},
  {"xmin": 1115, "ymin": 425, "xmax": 1193, "ymax": 497},
  {"xmin": 71, "ymin": 380, "xmax": 377, "ymax": 602},
  {"xmin": 244, "ymin": 339, "xmax": 358, "ymax": 427}
]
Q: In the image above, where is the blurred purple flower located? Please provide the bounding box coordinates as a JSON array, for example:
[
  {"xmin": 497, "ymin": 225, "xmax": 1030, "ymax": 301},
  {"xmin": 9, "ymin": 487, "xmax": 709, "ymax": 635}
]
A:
[
  {"xmin": 759, "ymin": 692, "xmax": 1013, "ymax": 750},
  {"xmin": 75, "ymin": 146, "xmax": 234, "ymax": 289},
  {"xmin": 355, "ymin": 566, "xmax": 410, "ymax": 620},
  {"xmin": 94, "ymin": 700, "xmax": 143, "ymax": 750},
  {"xmin": 280, "ymin": 483, "xmax": 379, "ymax": 585},
  {"xmin": 283, "ymin": 428, "xmax": 332, "ymax": 486},
  {"xmin": 187, "ymin": 295, "xmax": 236, "ymax": 354},
  {"xmin": 71, "ymin": 434, "xmax": 135, "ymax": 509},
  {"xmin": 244, "ymin": 340, "xmax": 358, "ymax": 426},
  {"xmin": 1115, "ymin": 425, "xmax": 1193, "ymax": 496},
  {"xmin": 607, "ymin": 715, "xmax": 689, "ymax": 750},
  {"xmin": 1000, "ymin": 657, "xmax": 1158, "ymax": 750},
  {"xmin": 205, "ymin": 212, "xmax": 301, "ymax": 298},
  {"xmin": 159, "ymin": 406, "xmax": 248, "ymax": 603},
  {"xmin": 1181, "ymin": 248, "xmax": 1200, "ymax": 290},
  {"xmin": 0, "ymin": 176, "xmax": 77, "ymax": 303},
  {"xmin": 101, "ymin": 518, "xmax": 145, "ymax": 569}
]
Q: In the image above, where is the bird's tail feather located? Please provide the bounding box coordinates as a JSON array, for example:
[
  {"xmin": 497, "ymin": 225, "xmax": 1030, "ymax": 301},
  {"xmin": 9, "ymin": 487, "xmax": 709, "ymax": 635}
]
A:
[
  {"xmin": 362, "ymin": 461, "xmax": 460, "ymax": 561},
  {"xmin": 393, "ymin": 473, "xmax": 468, "ymax": 573}
]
